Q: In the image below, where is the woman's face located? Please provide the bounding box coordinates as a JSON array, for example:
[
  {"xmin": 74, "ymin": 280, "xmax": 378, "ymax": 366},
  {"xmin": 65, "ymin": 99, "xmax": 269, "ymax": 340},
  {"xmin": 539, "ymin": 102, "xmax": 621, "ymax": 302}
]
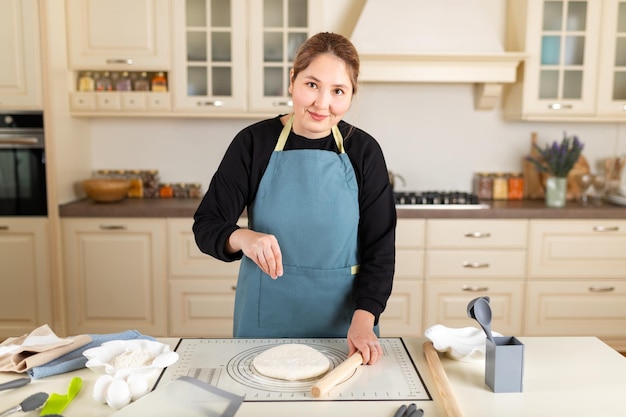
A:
[{"xmin": 289, "ymin": 53, "xmax": 353, "ymax": 139}]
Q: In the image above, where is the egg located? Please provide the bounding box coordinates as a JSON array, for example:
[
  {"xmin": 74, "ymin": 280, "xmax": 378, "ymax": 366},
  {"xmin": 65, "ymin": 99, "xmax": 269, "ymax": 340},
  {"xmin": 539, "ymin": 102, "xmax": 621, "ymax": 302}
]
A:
[
  {"xmin": 92, "ymin": 374, "xmax": 114, "ymax": 403},
  {"xmin": 106, "ymin": 378, "xmax": 132, "ymax": 410},
  {"xmin": 126, "ymin": 373, "xmax": 149, "ymax": 401}
]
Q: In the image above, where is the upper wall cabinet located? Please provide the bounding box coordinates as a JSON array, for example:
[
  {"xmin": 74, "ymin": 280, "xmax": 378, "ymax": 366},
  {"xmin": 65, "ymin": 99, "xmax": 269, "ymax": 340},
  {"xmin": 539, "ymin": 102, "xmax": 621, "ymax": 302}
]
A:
[
  {"xmin": 0, "ymin": 0, "xmax": 43, "ymax": 109},
  {"xmin": 66, "ymin": 0, "xmax": 170, "ymax": 70},
  {"xmin": 504, "ymin": 0, "xmax": 626, "ymax": 121},
  {"xmin": 172, "ymin": 0, "xmax": 323, "ymax": 116},
  {"xmin": 597, "ymin": 0, "xmax": 626, "ymax": 117}
]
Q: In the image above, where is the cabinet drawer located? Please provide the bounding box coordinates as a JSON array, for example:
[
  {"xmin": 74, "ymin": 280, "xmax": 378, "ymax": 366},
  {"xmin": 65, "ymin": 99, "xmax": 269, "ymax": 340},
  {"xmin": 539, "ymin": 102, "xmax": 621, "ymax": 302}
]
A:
[
  {"xmin": 169, "ymin": 279, "xmax": 236, "ymax": 337},
  {"xmin": 529, "ymin": 220, "xmax": 626, "ymax": 278},
  {"xmin": 96, "ymin": 93, "xmax": 121, "ymax": 110},
  {"xmin": 379, "ymin": 280, "xmax": 423, "ymax": 337},
  {"xmin": 395, "ymin": 249, "xmax": 424, "ymax": 279},
  {"xmin": 525, "ymin": 281, "xmax": 626, "ymax": 337},
  {"xmin": 424, "ymin": 280, "xmax": 524, "ymax": 335},
  {"xmin": 396, "ymin": 219, "xmax": 425, "ymax": 248},
  {"xmin": 426, "ymin": 250, "xmax": 526, "ymax": 279},
  {"xmin": 147, "ymin": 93, "xmax": 171, "ymax": 110},
  {"xmin": 427, "ymin": 219, "xmax": 528, "ymax": 249},
  {"xmin": 168, "ymin": 219, "xmax": 243, "ymax": 277},
  {"xmin": 69, "ymin": 92, "xmax": 96, "ymax": 110},
  {"xmin": 121, "ymin": 92, "xmax": 147, "ymax": 110}
]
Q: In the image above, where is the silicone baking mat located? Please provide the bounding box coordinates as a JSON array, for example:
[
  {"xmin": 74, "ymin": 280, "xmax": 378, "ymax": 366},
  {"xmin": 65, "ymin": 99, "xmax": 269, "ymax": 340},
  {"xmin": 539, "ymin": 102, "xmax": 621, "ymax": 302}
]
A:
[{"xmin": 155, "ymin": 338, "xmax": 432, "ymax": 402}]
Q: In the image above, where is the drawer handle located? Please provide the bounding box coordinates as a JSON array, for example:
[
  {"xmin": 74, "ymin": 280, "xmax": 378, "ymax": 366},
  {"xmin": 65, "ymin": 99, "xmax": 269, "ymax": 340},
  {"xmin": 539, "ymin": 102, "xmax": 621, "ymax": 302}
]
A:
[
  {"xmin": 273, "ymin": 100, "xmax": 293, "ymax": 107},
  {"xmin": 462, "ymin": 261, "xmax": 490, "ymax": 268},
  {"xmin": 464, "ymin": 232, "xmax": 491, "ymax": 238},
  {"xmin": 197, "ymin": 100, "xmax": 223, "ymax": 107},
  {"xmin": 0, "ymin": 225, "xmax": 9, "ymax": 231},
  {"xmin": 106, "ymin": 58, "xmax": 133, "ymax": 65},
  {"xmin": 589, "ymin": 286, "xmax": 615, "ymax": 293},
  {"xmin": 99, "ymin": 225, "xmax": 127, "ymax": 231},
  {"xmin": 231, "ymin": 286, "xmax": 237, "ymax": 291},
  {"xmin": 592, "ymin": 226, "xmax": 619, "ymax": 232},
  {"xmin": 548, "ymin": 103, "xmax": 573, "ymax": 110},
  {"xmin": 462, "ymin": 285, "xmax": 489, "ymax": 292}
]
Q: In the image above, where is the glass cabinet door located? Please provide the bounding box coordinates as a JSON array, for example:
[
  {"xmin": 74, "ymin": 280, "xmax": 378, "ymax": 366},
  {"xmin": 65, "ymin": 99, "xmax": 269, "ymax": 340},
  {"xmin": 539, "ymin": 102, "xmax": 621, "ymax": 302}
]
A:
[
  {"xmin": 525, "ymin": 0, "xmax": 601, "ymax": 116},
  {"xmin": 248, "ymin": 0, "xmax": 323, "ymax": 112},
  {"xmin": 597, "ymin": 0, "xmax": 626, "ymax": 116},
  {"xmin": 173, "ymin": 0, "xmax": 246, "ymax": 111}
]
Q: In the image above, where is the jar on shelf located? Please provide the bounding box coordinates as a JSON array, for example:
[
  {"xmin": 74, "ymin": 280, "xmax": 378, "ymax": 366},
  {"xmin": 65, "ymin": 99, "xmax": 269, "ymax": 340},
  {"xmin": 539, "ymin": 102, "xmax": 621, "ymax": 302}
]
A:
[
  {"xmin": 141, "ymin": 170, "xmax": 160, "ymax": 198},
  {"xmin": 188, "ymin": 183, "xmax": 202, "ymax": 198},
  {"xmin": 159, "ymin": 183, "xmax": 173, "ymax": 198},
  {"xmin": 77, "ymin": 71, "xmax": 95, "ymax": 91},
  {"xmin": 492, "ymin": 173, "xmax": 509, "ymax": 200},
  {"xmin": 116, "ymin": 71, "xmax": 132, "ymax": 91},
  {"xmin": 151, "ymin": 72, "xmax": 168, "ymax": 92},
  {"xmin": 133, "ymin": 71, "xmax": 151, "ymax": 91},
  {"xmin": 508, "ymin": 173, "xmax": 524, "ymax": 200},
  {"xmin": 474, "ymin": 173, "xmax": 493, "ymax": 200},
  {"xmin": 93, "ymin": 169, "xmax": 111, "ymax": 179},
  {"xmin": 96, "ymin": 71, "xmax": 113, "ymax": 91},
  {"xmin": 111, "ymin": 169, "xmax": 127, "ymax": 180}
]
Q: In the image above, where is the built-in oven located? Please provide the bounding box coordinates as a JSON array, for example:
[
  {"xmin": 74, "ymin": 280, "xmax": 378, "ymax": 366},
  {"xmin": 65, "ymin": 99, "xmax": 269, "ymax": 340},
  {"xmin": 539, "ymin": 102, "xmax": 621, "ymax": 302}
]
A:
[{"xmin": 0, "ymin": 112, "xmax": 47, "ymax": 216}]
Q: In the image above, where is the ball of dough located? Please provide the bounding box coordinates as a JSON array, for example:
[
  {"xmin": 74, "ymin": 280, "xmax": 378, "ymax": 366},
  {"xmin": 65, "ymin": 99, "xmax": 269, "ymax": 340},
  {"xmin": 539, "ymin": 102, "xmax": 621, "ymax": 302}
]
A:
[{"xmin": 253, "ymin": 344, "xmax": 330, "ymax": 381}]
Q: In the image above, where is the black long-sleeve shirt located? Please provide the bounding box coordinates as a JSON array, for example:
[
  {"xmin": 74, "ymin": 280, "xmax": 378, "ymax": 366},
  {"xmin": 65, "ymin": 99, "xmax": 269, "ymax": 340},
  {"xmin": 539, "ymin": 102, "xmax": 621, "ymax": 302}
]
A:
[{"xmin": 193, "ymin": 115, "xmax": 396, "ymax": 323}]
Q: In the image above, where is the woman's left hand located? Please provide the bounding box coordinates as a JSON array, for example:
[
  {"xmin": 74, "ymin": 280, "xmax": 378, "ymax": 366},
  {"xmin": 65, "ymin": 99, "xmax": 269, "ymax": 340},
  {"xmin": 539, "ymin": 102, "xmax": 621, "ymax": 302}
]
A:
[{"xmin": 347, "ymin": 310, "xmax": 383, "ymax": 365}]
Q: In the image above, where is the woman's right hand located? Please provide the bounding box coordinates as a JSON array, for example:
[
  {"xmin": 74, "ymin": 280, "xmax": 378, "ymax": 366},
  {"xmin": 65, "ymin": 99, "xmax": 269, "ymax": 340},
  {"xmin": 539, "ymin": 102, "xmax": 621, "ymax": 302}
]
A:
[{"xmin": 227, "ymin": 229, "xmax": 283, "ymax": 279}]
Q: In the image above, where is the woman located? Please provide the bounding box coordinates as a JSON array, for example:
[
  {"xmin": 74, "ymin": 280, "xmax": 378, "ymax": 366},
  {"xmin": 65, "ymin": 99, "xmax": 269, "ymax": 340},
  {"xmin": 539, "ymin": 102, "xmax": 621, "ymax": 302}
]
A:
[{"xmin": 193, "ymin": 32, "xmax": 396, "ymax": 365}]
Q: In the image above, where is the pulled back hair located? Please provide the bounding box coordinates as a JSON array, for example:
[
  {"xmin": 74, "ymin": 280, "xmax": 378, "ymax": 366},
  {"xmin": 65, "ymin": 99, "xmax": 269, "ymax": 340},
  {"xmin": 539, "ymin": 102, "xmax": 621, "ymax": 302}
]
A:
[{"xmin": 291, "ymin": 32, "xmax": 360, "ymax": 95}]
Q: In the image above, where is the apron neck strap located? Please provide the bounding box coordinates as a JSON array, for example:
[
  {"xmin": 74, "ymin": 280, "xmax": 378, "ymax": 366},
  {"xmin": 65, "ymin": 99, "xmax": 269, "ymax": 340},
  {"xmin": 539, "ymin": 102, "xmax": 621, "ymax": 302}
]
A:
[{"xmin": 275, "ymin": 114, "xmax": 344, "ymax": 153}]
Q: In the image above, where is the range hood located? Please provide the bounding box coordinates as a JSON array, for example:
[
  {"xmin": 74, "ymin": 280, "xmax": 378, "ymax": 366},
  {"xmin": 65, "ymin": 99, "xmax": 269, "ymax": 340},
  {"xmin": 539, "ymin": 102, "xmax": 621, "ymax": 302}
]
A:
[{"xmin": 350, "ymin": 0, "xmax": 526, "ymax": 110}]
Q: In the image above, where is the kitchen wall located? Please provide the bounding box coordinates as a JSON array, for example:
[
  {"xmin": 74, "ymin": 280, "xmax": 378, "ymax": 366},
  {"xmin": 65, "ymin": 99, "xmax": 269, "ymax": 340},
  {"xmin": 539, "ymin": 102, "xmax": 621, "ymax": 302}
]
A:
[{"xmin": 87, "ymin": 0, "xmax": 626, "ymax": 197}]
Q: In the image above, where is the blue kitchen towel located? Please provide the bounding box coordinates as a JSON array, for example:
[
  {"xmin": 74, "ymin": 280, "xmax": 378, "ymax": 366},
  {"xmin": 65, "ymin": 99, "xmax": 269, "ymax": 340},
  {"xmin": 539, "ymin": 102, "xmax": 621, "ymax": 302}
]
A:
[{"xmin": 27, "ymin": 330, "xmax": 155, "ymax": 380}]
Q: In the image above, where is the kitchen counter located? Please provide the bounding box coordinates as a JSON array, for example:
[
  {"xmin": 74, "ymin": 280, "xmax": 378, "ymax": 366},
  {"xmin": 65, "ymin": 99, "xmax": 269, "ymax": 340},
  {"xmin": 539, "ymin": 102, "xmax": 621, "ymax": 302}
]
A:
[
  {"xmin": 0, "ymin": 337, "xmax": 624, "ymax": 416},
  {"xmin": 59, "ymin": 198, "xmax": 626, "ymax": 219}
]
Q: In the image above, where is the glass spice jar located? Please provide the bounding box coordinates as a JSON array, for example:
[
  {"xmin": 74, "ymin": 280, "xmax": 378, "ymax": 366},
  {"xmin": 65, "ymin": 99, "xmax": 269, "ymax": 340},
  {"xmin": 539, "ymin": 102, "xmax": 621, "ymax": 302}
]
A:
[
  {"xmin": 173, "ymin": 183, "xmax": 188, "ymax": 198},
  {"xmin": 159, "ymin": 183, "xmax": 173, "ymax": 198},
  {"xmin": 508, "ymin": 173, "xmax": 524, "ymax": 200},
  {"xmin": 475, "ymin": 173, "xmax": 493, "ymax": 200},
  {"xmin": 492, "ymin": 173, "xmax": 509, "ymax": 200},
  {"xmin": 141, "ymin": 170, "xmax": 160, "ymax": 198},
  {"xmin": 188, "ymin": 183, "xmax": 202, "ymax": 198},
  {"xmin": 127, "ymin": 170, "xmax": 144, "ymax": 198}
]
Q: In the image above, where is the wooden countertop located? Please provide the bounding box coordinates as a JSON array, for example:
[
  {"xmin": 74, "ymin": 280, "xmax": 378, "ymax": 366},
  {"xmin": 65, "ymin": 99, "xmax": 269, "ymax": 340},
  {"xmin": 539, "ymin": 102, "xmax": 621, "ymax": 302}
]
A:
[
  {"xmin": 59, "ymin": 198, "xmax": 626, "ymax": 219},
  {"xmin": 0, "ymin": 337, "xmax": 624, "ymax": 416}
]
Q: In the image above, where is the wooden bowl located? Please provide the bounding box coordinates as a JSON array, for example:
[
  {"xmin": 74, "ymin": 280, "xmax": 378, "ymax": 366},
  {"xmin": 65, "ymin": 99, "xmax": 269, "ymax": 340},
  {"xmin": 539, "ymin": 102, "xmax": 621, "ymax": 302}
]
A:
[{"xmin": 82, "ymin": 179, "xmax": 131, "ymax": 203}]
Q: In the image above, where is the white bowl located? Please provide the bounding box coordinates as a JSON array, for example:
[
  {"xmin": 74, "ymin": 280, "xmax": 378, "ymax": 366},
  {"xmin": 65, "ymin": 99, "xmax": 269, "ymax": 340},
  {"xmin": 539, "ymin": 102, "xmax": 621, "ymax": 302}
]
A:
[
  {"xmin": 425, "ymin": 324, "xmax": 503, "ymax": 362},
  {"xmin": 83, "ymin": 339, "xmax": 179, "ymax": 378}
]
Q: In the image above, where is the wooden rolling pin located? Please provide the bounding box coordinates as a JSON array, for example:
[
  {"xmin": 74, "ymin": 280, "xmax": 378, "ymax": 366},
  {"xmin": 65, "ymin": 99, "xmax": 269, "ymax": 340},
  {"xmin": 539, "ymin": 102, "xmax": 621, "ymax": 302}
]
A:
[
  {"xmin": 311, "ymin": 352, "xmax": 363, "ymax": 397},
  {"xmin": 423, "ymin": 341, "xmax": 464, "ymax": 417}
]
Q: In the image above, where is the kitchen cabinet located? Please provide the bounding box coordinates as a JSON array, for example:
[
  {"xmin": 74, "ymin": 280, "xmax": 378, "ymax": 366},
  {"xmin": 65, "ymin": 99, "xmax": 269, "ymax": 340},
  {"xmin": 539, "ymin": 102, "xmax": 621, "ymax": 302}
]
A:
[
  {"xmin": 62, "ymin": 218, "xmax": 168, "ymax": 336},
  {"xmin": 65, "ymin": 0, "xmax": 170, "ymax": 69},
  {"xmin": 171, "ymin": 0, "xmax": 323, "ymax": 115},
  {"xmin": 167, "ymin": 218, "xmax": 242, "ymax": 337},
  {"xmin": 379, "ymin": 219, "xmax": 424, "ymax": 337},
  {"xmin": 526, "ymin": 219, "xmax": 626, "ymax": 350},
  {"xmin": 0, "ymin": 0, "xmax": 43, "ymax": 110},
  {"xmin": 597, "ymin": 0, "xmax": 626, "ymax": 116},
  {"xmin": 504, "ymin": 0, "xmax": 626, "ymax": 121},
  {"xmin": 423, "ymin": 220, "xmax": 528, "ymax": 335},
  {"xmin": 0, "ymin": 218, "xmax": 52, "ymax": 338}
]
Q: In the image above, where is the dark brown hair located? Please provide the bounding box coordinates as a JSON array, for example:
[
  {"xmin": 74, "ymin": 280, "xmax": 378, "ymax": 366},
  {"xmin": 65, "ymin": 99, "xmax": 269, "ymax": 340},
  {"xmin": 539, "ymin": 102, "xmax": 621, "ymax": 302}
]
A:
[{"xmin": 291, "ymin": 32, "xmax": 360, "ymax": 94}]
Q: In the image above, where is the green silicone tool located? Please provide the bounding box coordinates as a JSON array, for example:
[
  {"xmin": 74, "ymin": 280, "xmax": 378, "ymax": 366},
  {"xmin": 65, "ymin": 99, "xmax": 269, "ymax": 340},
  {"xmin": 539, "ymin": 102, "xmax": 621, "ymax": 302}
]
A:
[{"xmin": 40, "ymin": 377, "xmax": 82, "ymax": 416}]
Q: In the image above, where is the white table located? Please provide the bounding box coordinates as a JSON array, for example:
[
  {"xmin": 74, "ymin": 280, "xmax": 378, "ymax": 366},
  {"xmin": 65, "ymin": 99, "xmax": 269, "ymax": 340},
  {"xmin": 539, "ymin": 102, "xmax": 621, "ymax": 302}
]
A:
[{"xmin": 0, "ymin": 337, "xmax": 624, "ymax": 416}]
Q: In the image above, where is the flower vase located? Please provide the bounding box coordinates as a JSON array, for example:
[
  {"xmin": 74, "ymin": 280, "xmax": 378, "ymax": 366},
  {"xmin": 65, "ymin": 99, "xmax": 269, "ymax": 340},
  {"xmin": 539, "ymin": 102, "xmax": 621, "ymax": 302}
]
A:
[{"xmin": 545, "ymin": 177, "xmax": 567, "ymax": 207}]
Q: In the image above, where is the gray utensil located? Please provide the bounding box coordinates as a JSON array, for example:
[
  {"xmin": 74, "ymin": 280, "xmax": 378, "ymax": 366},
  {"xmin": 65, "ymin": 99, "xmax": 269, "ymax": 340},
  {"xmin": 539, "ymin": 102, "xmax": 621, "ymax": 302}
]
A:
[
  {"xmin": 0, "ymin": 392, "xmax": 48, "ymax": 416},
  {"xmin": 468, "ymin": 296, "xmax": 495, "ymax": 344},
  {"xmin": 0, "ymin": 378, "xmax": 30, "ymax": 392}
]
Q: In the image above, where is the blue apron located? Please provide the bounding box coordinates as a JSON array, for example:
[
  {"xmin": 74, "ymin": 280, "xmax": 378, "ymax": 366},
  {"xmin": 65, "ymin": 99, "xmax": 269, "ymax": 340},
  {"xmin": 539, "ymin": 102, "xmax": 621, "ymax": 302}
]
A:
[{"xmin": 233, "ymin": 115, "xmax": 362, "ymax": 338}]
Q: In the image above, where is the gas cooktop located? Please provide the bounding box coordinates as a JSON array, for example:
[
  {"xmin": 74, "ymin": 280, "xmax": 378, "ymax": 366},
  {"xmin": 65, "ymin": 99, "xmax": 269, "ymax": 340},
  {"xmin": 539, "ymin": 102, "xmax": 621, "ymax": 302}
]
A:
[{"xmin": 394, "ymin": 191, "xmax": 490, "ymax": 209}]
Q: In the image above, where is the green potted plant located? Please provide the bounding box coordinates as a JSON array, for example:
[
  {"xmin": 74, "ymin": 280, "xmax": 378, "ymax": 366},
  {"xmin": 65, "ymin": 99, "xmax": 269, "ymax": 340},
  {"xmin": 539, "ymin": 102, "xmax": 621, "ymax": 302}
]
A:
[{"xmin": 526, "ymin": 133, "xmax": 584, "ymax": 207}]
